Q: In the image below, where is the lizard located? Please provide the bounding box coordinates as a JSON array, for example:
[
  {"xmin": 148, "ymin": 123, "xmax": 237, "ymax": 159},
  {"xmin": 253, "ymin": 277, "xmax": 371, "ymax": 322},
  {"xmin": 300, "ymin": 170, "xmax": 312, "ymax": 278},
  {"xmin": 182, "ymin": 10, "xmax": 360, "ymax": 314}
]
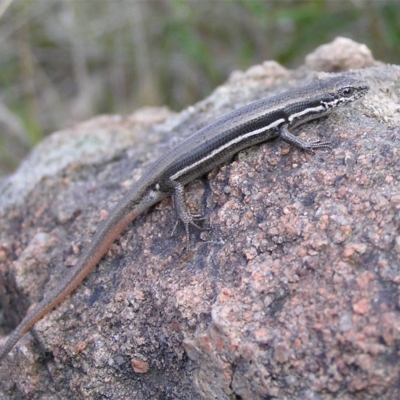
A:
[{"xmin": 0, "ymin": 74, "xmax": 369, "ymax": 361}]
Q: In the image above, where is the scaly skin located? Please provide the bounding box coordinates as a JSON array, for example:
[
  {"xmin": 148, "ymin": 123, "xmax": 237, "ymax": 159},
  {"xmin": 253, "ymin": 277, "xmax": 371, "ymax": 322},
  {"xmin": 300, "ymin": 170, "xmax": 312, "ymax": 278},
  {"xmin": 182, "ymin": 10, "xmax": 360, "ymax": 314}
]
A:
[{"xmin": 0, "ymin": 75, "xmax": 369, "ymax": 361}]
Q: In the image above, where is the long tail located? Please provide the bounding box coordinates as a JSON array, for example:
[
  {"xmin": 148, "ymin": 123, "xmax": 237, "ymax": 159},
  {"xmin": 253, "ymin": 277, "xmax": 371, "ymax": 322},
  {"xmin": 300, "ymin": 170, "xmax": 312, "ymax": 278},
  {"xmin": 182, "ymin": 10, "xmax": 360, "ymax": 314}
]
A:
[{"xmin": 0, "ymin": 187, "xmax": 168, "ymax": 361}]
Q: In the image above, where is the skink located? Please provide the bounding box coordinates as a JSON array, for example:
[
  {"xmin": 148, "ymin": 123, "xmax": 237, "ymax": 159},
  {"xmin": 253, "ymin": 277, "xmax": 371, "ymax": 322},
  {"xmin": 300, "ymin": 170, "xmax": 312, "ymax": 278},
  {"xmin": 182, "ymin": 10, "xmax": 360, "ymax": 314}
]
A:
[{"xmin": 0, "ymin": 75, "xmax": 369, "ymax": 361}]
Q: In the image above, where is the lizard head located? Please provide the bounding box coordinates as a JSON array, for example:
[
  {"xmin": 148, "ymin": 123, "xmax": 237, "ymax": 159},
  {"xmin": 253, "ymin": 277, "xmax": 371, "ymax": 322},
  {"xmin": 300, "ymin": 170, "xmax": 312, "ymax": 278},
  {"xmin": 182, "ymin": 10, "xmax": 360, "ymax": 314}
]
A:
[{"xmin": 320, "ymin": 76, "xmax": 370, "ymax": 110}]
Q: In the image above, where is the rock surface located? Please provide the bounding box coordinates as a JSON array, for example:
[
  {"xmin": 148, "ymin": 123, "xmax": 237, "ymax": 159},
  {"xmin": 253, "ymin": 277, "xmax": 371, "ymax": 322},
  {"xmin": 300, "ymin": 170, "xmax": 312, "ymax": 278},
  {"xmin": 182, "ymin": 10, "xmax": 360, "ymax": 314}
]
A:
[{"xmin": 1, "ymin": 38, "xmax": 400, "ymax": 399}]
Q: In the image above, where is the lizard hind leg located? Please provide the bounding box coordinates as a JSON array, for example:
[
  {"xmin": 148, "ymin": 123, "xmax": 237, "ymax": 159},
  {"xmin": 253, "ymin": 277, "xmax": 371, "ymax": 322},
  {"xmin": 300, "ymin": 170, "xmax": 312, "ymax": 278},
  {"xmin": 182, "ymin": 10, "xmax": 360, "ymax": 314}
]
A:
[{"xmin": 170, "ymin": 180, "xmax": 205, "ymax": 243}]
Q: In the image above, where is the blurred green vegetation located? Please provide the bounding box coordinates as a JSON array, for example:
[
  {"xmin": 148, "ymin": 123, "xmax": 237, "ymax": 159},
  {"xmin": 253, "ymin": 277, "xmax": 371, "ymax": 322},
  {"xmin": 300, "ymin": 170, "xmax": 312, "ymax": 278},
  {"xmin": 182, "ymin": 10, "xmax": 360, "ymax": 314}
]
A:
[{"xmin": 0, "ymin": 0, "xmax": 399, "ymax": 177}]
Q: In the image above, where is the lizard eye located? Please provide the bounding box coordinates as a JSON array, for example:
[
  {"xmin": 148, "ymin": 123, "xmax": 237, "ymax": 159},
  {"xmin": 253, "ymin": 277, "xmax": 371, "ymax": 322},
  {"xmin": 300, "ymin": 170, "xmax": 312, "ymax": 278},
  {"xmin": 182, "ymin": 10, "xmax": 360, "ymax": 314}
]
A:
[{"xmin": 341, "ymin": 87, "xmax": 355, "ymax": 97}]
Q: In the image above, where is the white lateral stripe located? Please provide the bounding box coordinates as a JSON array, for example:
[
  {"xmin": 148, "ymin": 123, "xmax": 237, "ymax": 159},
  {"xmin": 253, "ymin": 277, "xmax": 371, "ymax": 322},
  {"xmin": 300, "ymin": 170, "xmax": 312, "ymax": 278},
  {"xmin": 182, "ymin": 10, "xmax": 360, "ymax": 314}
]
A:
[
  {"xmin": 170, "ymin": 118, "xmax": 285, "ymax": 180},
  {"xmin": 322, "ymin": 98, "xmax": 341, "ymax": 108},
  {"xmin": 288, "ymin": 105, "xmax": 326, "ymax": 123}
]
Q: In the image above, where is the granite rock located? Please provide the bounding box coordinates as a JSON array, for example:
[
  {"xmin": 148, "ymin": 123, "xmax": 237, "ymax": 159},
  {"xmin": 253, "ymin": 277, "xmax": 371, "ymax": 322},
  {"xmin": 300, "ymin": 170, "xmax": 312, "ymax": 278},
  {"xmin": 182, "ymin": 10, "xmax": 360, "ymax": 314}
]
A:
[{"xmin": 1, "ymin": 38, "xmax": 400, "ymax": 399}]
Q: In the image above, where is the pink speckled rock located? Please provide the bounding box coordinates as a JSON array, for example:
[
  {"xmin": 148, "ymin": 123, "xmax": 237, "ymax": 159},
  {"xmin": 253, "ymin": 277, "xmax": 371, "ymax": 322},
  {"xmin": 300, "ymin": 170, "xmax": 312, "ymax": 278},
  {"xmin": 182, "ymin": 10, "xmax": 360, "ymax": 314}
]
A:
[{"xmin": 1, "ymin": 38, "xmax": 400, "ymax": 399}]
